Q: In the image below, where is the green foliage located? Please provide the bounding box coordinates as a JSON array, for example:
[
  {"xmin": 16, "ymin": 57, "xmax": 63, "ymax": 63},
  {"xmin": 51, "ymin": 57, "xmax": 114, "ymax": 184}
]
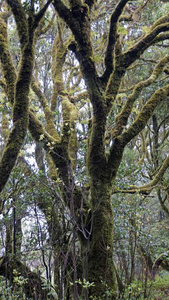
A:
[
  {"xmin": 118, "ymin": 273, "xmax": 169, "ymax": 300},
  {"xmin": 154, "ymin": 272, "xmax": 169, "ymax": 291},
  {"xmin": 0, "ymin": 275, "xmax": 29, "ymax": 300}
]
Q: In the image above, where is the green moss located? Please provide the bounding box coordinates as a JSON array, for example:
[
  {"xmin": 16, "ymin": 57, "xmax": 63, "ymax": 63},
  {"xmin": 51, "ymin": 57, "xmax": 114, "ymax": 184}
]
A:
[
  {"xmin": 61, "ymin": 97, "xmax": 79, "ymax": 168},
  {"xmin": 0, "ymin": 17, "xmax": 16, "ymax": 104},
  {"xmin": 31, "ymin": 78, "xmax": 60, "ymax": 141},
  {"xmin": 0, "ymin": 6, "xmax": 37, "ymax": 193},
  {"xmin": 87, "ymin": 181, "xmax": 117, "ymax": 299},
  {"xmin": 121, "ymin": 84, "xmax": 169, "ymax": 146},
  {"xmin": 51, "ymin": 31, "xmax": 68, "ymax": 97}
]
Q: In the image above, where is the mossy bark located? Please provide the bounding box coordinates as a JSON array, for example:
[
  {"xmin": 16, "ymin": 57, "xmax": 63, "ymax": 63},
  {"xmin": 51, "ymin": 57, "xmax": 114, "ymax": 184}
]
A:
[
  {"xmin": 152, "ymin": 251, "xmax": 169, "ymax": 278},
  {"xmin": 0, "ymin": 32, "xmax": 35, "ymax": 192},
  {"xmin": 0, "ymin": 1, "xmax": 52, "ymax": 193},
  {"xmin": 87, "ymin": 180, "xmax": 117, "ymax": 299}
]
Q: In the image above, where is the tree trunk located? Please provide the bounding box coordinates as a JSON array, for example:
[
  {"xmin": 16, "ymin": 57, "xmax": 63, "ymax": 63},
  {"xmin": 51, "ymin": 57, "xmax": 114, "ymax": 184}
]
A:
[{"xmin": 87, "ymin": 181, "xmax": 117, "ymax": 299}]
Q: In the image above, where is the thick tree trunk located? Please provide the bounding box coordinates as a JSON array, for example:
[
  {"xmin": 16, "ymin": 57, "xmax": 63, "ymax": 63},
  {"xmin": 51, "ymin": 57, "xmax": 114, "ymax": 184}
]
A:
[{"xmin": 87, "ymin": 181, "xmax": 117, "ymax": 299}]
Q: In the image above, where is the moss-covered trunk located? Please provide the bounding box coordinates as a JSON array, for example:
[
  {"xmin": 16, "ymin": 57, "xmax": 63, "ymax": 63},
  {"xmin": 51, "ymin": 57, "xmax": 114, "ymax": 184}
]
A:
[{"xmin": 86, "ymin": 180, "xmax": 117, "ymax": 299}]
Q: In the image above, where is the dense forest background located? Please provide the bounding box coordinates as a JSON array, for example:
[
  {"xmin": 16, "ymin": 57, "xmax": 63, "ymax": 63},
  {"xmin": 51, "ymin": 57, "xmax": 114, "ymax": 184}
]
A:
[{"xmin": 1, "ymin": 0, "xmax": 169, "ymax": 299}]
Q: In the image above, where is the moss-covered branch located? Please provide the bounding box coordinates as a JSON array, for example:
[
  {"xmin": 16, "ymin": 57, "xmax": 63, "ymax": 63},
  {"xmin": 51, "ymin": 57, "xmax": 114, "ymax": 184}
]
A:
[
  {"xmin": 35, "ymin": 9, "xmax": 56, "ymax": 41},
  {"xmin": 1, "ymin": 110, "xmax": 9, "ymax": 144},
  {"xmin": 0, "ymin": 1, "xmax": 52, "ymax": 194},
  {"xmin": 103, "ymin": 0, "xmax": 130, "ymax": 81},
  {"xmin": 103, "ymin": 13, "xmax": 169, "ymax": 110},
  {"xmin": 52, "ymin": 0, "xmax": 71, "ymax": 21},
  {"xmin": 34, "ymin": 0, "xmax": 53, "ymax": 26},
  {"xmin": 152, "ymin": 32, "xmax": 169, "ymax": 44},
  {"xmin": 50, "ymin": 24, "xmax": 79, "ymax": 169},
  {"xmin": 0, "ymin": 11, "xmax": 35, "ymax": 192},
  {"xmin": 121, "ymin": 22, "xmax": 169, "ymax": 69},
  {"xmin": 105, "ymin": 63, "xmax": 125, "ymax": 112},
  {"xmin": 51, "ymin": 24, "xmax": 68, "ymax": 110},
  {"xmin": 28, "ymin": 110, "xmax": 58, "ymax": 146},
  {"xmin": 6, "ymin": 0, "xmax": 29, "ymax": 49},
  {"xmin": 121, "ymin": 84, "xmax": 169, "ymax": 145},
  {"xmin": 0, "ymin": 16, "xmax": 16, "ymax": 104},
  {"xmin": 31, "ymin": 78, "xmax": 60, "ymax": 141},
  {"xmin": 37, "ymin": 14, "xmax": 56, "ymax": 42},
  {"xmin": 157, "ymin": 189, "xmax": 169, "ymax": 217},
  {"xmin": 28, "ymin": 110, "xmax": 71, "ymax": 186},
  {"xmin": 112, "ymin": 154, "xmax": 169, "ymax": 195},
  {"xmin": 53, "ymin": 0, "xmax": 99, "ymax": 99},
  {"xmin": 152, "ymin": 251, "xmax": 169, "ymax": 278},
  {"xmin": 112, "ymin": 55, "xmax": 169, "ymax": 139}
]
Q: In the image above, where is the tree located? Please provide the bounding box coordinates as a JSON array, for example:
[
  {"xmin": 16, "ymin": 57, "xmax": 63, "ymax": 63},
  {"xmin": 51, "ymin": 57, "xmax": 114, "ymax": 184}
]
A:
[{"xmin": 1, "ymin": 0, "xmax": 169, "ymax": 299}]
